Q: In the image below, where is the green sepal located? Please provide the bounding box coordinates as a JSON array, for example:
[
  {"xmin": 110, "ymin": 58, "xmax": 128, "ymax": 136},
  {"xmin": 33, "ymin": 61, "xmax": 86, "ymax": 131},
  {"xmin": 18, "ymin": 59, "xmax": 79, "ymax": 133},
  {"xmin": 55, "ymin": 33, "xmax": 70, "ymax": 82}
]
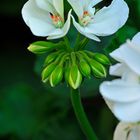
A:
[
  {"xmin": 28, "ymin": 41, "xmax": 64, "ymax": 54},
  {"xmin": 69, "ymin": 64, "xmax": 82, "ymax": 89},
  {"xmin": 93, "ymin": 53, "xmax": 111, "ymax": 65},
  {"xmin": 42, "ymin": 63, "xmax": 57, "ymax": 83},
  {"xmin": 89, "ymin": 59, "xmax": 107, "ymax": 78},
  {"xmin": 50, "ymin": 65, "xmax": 63, "ymax": 87}
]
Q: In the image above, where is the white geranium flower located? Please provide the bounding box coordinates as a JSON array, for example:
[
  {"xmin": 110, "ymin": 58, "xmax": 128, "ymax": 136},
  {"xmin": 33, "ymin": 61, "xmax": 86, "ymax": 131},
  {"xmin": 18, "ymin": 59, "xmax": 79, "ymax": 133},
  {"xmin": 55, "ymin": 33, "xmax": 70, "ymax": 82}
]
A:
[
  {"xmin": 114, "ymin": 122, "xmax": 140, "ymax": 140},
  {"xmin": 22, "ymin": 0, "xmax": 72, "ymax": 39},
  {"xmin": 67, "ymin": 0, "xmax": 129, "ymax": 41},
  {"xmin": 100, "ymin": 32, "xmax": 140, "ymax": 122}
]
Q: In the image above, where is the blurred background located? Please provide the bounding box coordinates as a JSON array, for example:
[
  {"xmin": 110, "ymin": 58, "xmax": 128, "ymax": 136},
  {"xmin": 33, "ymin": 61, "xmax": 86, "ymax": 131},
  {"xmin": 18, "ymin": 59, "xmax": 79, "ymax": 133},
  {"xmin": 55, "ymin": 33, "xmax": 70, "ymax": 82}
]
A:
[{"xmin": 0, "ymin": 0, "xmax": 140, "ymax": 140}]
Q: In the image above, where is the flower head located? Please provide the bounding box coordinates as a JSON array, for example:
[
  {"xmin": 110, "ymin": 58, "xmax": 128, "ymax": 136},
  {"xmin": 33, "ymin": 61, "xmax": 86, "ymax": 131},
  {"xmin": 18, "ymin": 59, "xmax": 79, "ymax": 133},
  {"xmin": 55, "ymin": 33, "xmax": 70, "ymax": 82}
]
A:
[
  {"xmin": 100, "ymin": 32, "xmax": 140, "ymax": 122},
  {"xmin": 22, "ymin": 0, "xmax": 72, "ymax": 39},
  {"xmin": 68, "ymin": 0, "xmax": 129, "ymax": 41}
]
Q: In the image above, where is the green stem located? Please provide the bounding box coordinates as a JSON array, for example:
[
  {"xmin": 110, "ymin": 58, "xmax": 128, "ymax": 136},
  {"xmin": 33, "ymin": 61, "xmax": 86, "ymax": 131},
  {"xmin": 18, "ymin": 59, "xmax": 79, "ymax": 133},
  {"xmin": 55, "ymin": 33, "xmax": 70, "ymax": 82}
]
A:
[
  {"xmin": 70, "ymin": 88, "xmax": 98, "ymax": 140},
  {"xmin": 63, "ymin": 36, "xmax": 72, "ymax": 52},
  {"xmin": 74, "ymin": 33, "xmax": 81, "ymax": 51}
]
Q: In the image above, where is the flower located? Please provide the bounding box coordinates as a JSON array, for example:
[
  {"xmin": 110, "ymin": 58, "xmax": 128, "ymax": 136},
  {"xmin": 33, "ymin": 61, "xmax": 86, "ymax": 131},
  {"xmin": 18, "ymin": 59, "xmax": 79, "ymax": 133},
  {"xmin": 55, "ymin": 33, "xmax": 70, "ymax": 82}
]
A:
[
  {"xmin": 68, "ymin": 0, "xmax": 129, "ymax": 41},
  {"xmin": 100, "ymin": 32, "xmax": 140, "ymax": 122},
  {"xmin": 114, "ymin": 122, "xmax": 140, "ymax": 140},
  {"xmin": 22, "ymin": 0, "xmax": 72, "ymax": 39}
]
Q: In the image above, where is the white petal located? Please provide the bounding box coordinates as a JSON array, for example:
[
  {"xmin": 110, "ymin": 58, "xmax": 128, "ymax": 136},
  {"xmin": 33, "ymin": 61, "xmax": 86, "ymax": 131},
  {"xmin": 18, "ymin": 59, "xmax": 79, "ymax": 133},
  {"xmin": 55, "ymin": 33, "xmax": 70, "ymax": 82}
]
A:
[
  {"xmin": 47, "ymin": 10, "xmax": 72, "ymax": 39},
  {"xmin": 35, "ymin": 0, "xmax": 56, "ymax": 14},
  {"xmin": 53, "ymin": 0, "xmax": 64, "ymax": 18},
  {"xmin": 86, "ymin": 0, "xmax": 129, "ymax": 36},
  {"xmin": 67, "ymin": 0, "xmax": 83, "ymax": 17},
  {"xmin": 132, "ymin": 32, "xmax": 140, "ymax": 46},
  {"xmin": 118, "ymin": 44, "xmax": 140, "ymax": 75},
  {"xmin": 110, "ymin": 63, "xmax": 127, "ymax": 77},
  {"xmin": 114, "ymin": 100, "xmax": 140, "ymax": 122},
  {"xmin": 89, "ymin": 0, "xmax": 102, "ymax": 7},
  {"xmin": 71, "ymin": 16, "xmax": 100, "ymax": 41},
  {"xmin": 28, "ymin": 18, "xmax": 56, "ymax": 36},
  {"xmin": 110, "ymin": 64, "xmax": 139, "ymax": 83},
  {"xmin": 100, "ymin": 80, "xmax": 140, "ymax": 103},
  {"xmin": 22, "ymin": 0, "xmax": 55, "ymax": 36},
  {"xmin": 127, "ymin": 32, "xmax": 140, "ymax": 53},
  {"xmin": 113, "ymin": 122, "xmax": 132, "ymax": 140},
  {"xmin": 110, "ymin": 44, "xmax": 125, "ymax": 62}
]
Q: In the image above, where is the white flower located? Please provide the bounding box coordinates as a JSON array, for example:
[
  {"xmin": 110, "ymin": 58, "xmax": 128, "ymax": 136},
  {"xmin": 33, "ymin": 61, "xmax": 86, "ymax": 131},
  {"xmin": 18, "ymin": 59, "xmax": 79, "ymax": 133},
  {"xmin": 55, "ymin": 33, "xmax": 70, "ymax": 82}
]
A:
[
  {"xmin": 100, "ymin": 32, "xmax": 140, "ymax": 122},
  {"xmin": 114, "ymin": 122, "xmax": 140, "ymax": 140},
  {"xmin": 22, "ymin": 0, "xmax": 72, "ymax": 39},
  {"xmin": 68, "ymin": 0, "xmax": 129, "ymax": 41}
]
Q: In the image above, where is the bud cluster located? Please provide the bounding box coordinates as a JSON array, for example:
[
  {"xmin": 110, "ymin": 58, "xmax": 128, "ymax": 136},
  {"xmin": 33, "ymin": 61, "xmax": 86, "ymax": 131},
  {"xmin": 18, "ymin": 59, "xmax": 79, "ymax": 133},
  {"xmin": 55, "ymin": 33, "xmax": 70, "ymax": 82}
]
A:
[
  {"xmin": 42, "ymin": 51, "xmax": 110, "ymax": 89},
  {"xmin": 28, "ymin": 40, "xmax": 111, "ymax": 89}
]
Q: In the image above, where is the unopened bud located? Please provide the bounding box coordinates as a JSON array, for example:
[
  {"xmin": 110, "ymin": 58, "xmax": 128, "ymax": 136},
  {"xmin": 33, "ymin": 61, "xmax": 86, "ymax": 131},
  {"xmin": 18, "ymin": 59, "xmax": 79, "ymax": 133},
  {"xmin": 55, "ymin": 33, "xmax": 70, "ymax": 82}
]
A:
[
  {"xmin": 79, "ymin": 60, "xmax": 91, "ymax": 78},
  {"xmin": 89, "ymin": 59, "xmax": 106, "ymax": 78},
  {"xmin": 28, "ymin": 41, "xmax": 58, "ymax": 54},
  {"xmin": 50, "ymin": 65, "xmax": 63, "ymax": 87},
  {"xmin": 64, "ymin": 61, "xmax": 71, "ymax": 85},
  {"xmin": 94, "ymin": 53, "xmax": 111, "ymax": 65},
  {"xmin": 42, "ymin": 63, "xmax": 56, "ymax": 82},
  {"xmin": 69, "ymin": 64, "xmax": 82, "ymax": 89},
  {"xmin": 44, "ymin": 51, "xmax": 64, "ymax": 66}
]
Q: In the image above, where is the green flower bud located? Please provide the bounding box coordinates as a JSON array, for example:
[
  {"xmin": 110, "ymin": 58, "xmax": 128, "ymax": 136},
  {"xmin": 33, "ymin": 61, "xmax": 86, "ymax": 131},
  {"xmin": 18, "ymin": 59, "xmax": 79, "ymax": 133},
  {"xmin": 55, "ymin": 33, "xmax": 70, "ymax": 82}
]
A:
[
  {"xmin": 49, "ymin": 65, "xmax": 63, "ymax": 87},
  {"xmin": 69, "ymin": 64, "xmax": 82, "ymax": 89},
  {"xmin": 79, "ymin": 60, "xmax": 91, "ymax": 78},
  {"xmin": 93, "ymin": 53, "xmax": 111, "ymax": 65},
  {"xmin": 64, "ymin": 61, "xmax": 71, "ymax": 85},
  {"xmin": 89, "ymin": 59, "xmax": 107, "ymax": 78},
  {"xmin": 42, "ymin": 63, "xmax": 56, "ymax": 83},
  {"xmin": 44, "ymin": 50, "xmax": 64, "ymax": 66},
  {"xmin": 28, "ymin": 41, "xmax": 65, "ymax": 54}
]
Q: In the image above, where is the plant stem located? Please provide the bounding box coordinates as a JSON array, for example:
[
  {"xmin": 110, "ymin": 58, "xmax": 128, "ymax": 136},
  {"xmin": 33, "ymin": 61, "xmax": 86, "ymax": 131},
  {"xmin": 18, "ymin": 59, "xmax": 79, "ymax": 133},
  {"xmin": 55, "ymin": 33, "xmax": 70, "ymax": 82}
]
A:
[
  {"xmin": 70, "ymin": 88, "xmax": 98, "ymax": 140},
  {"xmin": 63, "ymin": 36, "xmax": 72, "ymax": 52},
  {"xmin": 74, "ymin": 33, "xmax": 81, "ymax": 51}
]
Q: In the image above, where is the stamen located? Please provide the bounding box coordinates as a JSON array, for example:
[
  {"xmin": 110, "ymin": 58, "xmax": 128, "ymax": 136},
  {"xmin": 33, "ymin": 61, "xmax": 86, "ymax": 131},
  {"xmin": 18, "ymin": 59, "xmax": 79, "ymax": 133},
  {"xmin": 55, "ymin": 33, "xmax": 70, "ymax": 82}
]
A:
[
  {"xmin": 50, "ymin": 14, "xmax": 64, "ymax": 28},
  {"xmin": 79, "ymin": 11, "xmax": 92, "ymax": 27}
]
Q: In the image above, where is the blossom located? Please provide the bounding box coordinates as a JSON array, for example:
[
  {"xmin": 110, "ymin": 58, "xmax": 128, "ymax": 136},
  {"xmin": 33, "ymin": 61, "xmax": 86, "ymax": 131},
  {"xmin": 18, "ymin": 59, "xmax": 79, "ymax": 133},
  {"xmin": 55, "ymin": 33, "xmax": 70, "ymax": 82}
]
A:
[
  {"xmin": 114, "ymin": 122, "xmax": 140, "ymax": 140},
  {"xmin": 22, "ymin": 0, "xmax": 71, "ymax": 39},
  {"xmin": 100, "ymin": 32, "xmax": 140, "ymax": 122},
  {"xmin": 68, "ymin": 0, "xmax": 129, "ymax": 41}
]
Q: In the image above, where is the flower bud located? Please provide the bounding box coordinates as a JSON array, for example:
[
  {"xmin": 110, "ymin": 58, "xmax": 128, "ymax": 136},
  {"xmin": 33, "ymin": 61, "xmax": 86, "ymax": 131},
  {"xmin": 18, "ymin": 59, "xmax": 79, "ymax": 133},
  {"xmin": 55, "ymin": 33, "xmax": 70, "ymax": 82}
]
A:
[
  {"xmin": 28, "ymin": 41, "xmax": 64, "ymax": 54},
  {"xmin": 69, "ymin": 64, "xmax": 82, "ymax": 89},
  {"xmin": 28, "ymin": 41, "xmax": 57, "ymax": 54},
  {"xmin": 89, "ymin": 59, "xmax": 106, "ymax": 78},
  {"xmin": 44, "ymin": 51, "xmax": 64, "ymax": 66},
  {"xmin": 79, "ymin": 60, "xmax": 91, "ymax": 78},
  {"xmin": 50, "ymin": 65, "xmax": 63, "ymax": 87},
  {"xmin": 94, "ymin": 53, "xmax": 111, "ymax": 65},
  {"xmin": 42, "ymin": 63, "xmax": 56, "ymax": 82},
  {"xmin": 64, "ymin": 61, "xmax": 71, "ymax": 85}
]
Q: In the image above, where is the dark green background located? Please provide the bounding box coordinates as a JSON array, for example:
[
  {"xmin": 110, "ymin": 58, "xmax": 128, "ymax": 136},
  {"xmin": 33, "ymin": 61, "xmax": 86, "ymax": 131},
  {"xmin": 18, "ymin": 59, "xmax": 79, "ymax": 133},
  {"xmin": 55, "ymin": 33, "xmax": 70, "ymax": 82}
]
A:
[{"xmin": 0, "ymin": 0, "xmax": 139, "ymax": 140}]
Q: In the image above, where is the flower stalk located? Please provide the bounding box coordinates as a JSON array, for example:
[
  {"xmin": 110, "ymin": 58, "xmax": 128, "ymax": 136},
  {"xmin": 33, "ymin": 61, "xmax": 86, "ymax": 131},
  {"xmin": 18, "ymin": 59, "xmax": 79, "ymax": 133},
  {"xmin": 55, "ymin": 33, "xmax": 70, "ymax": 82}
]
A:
[{"xmin": 70, "ymin": 88, "xmax": 98, "ymax": 140}]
